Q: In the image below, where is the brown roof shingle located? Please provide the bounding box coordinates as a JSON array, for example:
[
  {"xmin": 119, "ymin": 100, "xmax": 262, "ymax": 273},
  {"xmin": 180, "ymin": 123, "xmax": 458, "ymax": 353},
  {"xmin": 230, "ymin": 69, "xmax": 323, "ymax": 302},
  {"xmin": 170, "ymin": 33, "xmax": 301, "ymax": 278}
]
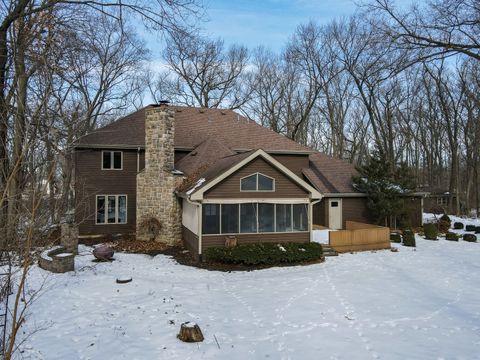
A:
[{"xmin": 76, "ymin": 106, "xmax": 311, "ymax": 153}]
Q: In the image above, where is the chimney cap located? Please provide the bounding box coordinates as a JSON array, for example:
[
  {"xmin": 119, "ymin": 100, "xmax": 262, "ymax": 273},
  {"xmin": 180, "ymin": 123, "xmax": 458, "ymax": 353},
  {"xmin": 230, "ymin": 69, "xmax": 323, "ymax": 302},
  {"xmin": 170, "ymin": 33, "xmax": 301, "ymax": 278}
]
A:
[{"xmin": 157, "ymin": 100, "xmax": 170, "ymax": 107}]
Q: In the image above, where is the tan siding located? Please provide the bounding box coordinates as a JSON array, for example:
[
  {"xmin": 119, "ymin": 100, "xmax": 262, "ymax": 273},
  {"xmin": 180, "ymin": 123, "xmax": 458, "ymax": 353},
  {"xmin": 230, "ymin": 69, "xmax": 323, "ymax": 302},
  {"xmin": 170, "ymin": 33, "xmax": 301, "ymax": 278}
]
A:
[
  {"xmin": 75, "ymin": 148, "xmax": 138, "ymax": 235},
  {"xmin": 202, "ymin": 232, "xmax": 310, "ymax": 251},
  {"xmin": 272, "ymin": 154, "xmax": 309, "ymax": 177},
  {"xmin": 205, "ymin": 157, "xmax": 309, "ymax": 199},
  {"xmin": 182, "ymin": 226, "xmax": 199, "ymax": 258}
]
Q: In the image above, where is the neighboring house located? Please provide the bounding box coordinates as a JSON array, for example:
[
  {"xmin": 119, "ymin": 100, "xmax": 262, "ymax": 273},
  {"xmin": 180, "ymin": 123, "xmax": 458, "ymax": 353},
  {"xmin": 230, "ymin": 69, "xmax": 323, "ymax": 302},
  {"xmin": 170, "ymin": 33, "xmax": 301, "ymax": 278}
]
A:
[
  {"xmin": 74, "ymin": 103, "xmax": 424, "ymax": 259},
  {"xmin": 423, "ymin": 191, "xmax": 464, "ymax": 214}
]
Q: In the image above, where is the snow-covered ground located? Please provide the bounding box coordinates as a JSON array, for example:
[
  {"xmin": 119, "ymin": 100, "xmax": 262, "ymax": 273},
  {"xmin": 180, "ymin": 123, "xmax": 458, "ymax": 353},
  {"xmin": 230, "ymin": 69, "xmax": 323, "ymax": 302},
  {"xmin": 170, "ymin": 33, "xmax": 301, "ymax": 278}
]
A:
[{"xmin": 14, "ymin": 217, "xmax": 480, "ymax": 359}]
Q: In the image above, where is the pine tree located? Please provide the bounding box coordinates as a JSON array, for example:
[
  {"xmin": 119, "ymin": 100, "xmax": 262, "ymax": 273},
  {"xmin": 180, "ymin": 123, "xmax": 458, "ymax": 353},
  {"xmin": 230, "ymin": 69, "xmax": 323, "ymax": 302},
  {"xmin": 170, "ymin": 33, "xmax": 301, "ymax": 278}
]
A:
[{"xmin": 353, "ymin": 151, "xmax": 416, "ymax": 227}]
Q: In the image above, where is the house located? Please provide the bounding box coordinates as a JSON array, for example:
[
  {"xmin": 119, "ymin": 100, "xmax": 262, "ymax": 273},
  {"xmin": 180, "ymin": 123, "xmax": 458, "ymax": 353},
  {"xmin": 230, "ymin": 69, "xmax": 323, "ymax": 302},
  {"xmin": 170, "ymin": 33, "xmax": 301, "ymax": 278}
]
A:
[{"xmin": 74, "ymin": 103, "xmax": 424, "ymax": 259}]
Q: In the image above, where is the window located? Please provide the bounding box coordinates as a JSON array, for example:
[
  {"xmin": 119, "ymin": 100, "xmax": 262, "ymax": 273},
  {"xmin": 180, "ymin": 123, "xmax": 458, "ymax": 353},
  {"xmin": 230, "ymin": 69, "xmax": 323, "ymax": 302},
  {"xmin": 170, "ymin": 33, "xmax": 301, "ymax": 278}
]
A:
[
  {"xmin": 293, "ymin": 204, "xmax": 308, "ymax": 231},
  {"xmin": 201, "ymin": 202, "xmax": 309, "ymax": 235},
  {"xmin": 96, "ymin": 195, "xmax": 127, "ymax": 224},
  {"xmin": 240, "ymin": 173, "xmax": 274, "ymax": 191},
  {"xmin": 102, "ymin": 151, "xmax": 122, "ymax": 170},
  {"xmin": 276, "ymin": 204, "xmax": 292, "ymax": 232},
  {"xmin": 331, "ymin": 201, "xmax": 338, "ymax": 207},
  {"xmin": 202, "ymin": 204, "xmax": 220, "ymax": 234},
  {"xmin": 240, "ymin": 203, "xmax": 257, "ymax": 233},
  {"xmin": 258, "ymin": 203, "xmax": 274, "ymax": 232},
  {"xmin": 221, "ymin": 204, "xmax": 239, "ymax": 234}
]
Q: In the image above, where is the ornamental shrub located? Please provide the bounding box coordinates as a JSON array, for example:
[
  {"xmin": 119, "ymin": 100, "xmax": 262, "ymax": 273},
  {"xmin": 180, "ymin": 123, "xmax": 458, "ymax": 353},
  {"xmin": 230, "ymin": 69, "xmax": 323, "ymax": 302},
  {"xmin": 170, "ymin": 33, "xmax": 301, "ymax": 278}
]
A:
[
  {"xmin": 205, "ymin": 242, "xmax": 323, "ymax": 265},
  {"xmin": 475, "ymin": 226, "xmax": 480, "ymax": 234},
  {"xmin": 402, "ymin": 230, "xmax": 416, "ymax": 247},
  {"xmin": 463, "ymin": 234, "xmax": 477, "ymax": 242},
  {"xmin": 453, "ymin": 222, "xmax": 464, "ymax": 230},
  {"xmin": 424, "ymin": 223, "xmax": 438, "ymax": 240},
  {"xmin": 445, "ymin": 232, "xmax": 459, "ymax": 241},
  {"xmin": 390, "ymin": 233, "xmax": 402, "ymax": 243},
  {"xmin": 465, "ymin": 225, "xmax": 476, "ymax": 232}
]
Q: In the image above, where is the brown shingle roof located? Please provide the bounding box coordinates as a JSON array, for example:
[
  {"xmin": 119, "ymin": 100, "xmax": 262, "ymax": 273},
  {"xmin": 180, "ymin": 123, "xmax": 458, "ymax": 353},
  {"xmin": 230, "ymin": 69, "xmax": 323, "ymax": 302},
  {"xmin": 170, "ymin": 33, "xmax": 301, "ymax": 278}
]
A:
[
  {"xmin": 307, "ymin": 153, "xmax": 360, "ymax": 193},
  {"xmin": 77, "ymin": 105, "xmax": 361, "ymax": 194},
  {"xmin": 76, "ymin": 105, "xmax": 311, "ymax": 153}
]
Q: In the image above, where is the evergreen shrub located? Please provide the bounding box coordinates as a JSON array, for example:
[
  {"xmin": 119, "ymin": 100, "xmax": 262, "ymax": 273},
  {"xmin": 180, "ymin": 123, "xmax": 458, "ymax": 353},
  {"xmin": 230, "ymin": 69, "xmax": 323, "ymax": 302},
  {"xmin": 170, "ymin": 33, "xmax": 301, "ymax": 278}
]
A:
[
  {"xmin": 205, "ymin": 242, "xmax": 323, "ymax": 265},
  {"xmin": 463, "ymin": 234, "xmax": 477, "ymax": 242},
  {"xmin": 445, "ymin": 232, "xmax": 459, "ymax": 241},
  {"xmin": 453, "ymin": 222, "xmax": 464, "ymax": 230},
  {"xmin": 402, "ymin": 230, "xmax": 416, "ymax": 247},
  {"xmin": 424, "ymin": 223, "xmax": 438, "ymax": 240}
]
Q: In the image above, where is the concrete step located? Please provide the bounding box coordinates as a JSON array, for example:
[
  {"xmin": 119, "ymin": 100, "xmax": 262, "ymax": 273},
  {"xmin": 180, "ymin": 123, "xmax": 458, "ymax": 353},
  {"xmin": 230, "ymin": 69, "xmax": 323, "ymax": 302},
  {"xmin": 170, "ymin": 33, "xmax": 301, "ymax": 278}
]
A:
[{"xmin": 321, "ymin": 245, "xmax": 338, "ymax": 256}]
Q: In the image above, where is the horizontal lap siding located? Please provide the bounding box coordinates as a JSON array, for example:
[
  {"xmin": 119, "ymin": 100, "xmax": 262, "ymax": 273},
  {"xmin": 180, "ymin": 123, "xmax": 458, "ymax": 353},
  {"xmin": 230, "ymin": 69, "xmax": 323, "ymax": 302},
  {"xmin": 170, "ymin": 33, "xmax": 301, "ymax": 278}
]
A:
[
  {"xmin": 75, "ymin": 148, "xmax": 138, "ymax": 236},
  {"xmin": 341, "ymin": 198, "xmax": 374, "ymax": 228},
  {"xmin": 202, "ymin": 232, "xmax": 310, "ymax": 252},
  {"xmin": 205, "ymin": 157, "xmax": 308, "ymax": 199},
  {"xmin": 182, "ymin": 226, "xmax": 199, "ymax": 259}
]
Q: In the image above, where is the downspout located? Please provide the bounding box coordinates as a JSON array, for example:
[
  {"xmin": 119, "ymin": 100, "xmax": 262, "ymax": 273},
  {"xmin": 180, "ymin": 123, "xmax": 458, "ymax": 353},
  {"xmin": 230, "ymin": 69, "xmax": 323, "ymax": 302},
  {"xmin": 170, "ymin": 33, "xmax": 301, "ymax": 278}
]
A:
[
  {"xmin": 310, "ymin": 197, "xmax": 322, "ymax": 242},
  {"xmin": 186, "ymin": 196, "xmax": 202, "ymax": 261}
]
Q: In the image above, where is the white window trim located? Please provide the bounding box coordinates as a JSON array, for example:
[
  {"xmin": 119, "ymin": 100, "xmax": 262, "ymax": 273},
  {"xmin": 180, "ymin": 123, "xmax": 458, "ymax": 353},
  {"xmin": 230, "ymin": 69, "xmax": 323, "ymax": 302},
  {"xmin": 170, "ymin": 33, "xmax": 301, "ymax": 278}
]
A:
[
  {"xmin": 101, "ymin": 150, "xmax": 123, "ymax": 170},
  {"xmin": 239, "ymin": 172, "xmax": 275, "ymax": 192},
  {"xmin": 95, "ymin": 194, "xmax": 128, "ymax": 225}
]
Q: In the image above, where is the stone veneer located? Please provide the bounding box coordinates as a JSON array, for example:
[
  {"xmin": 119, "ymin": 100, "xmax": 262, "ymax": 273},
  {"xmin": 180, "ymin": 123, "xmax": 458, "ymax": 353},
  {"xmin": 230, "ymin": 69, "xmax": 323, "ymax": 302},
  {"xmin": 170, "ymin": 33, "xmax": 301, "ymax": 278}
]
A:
[{"xmin": 136, "ymin": 105, "xmax": 182, "ymax": 244}]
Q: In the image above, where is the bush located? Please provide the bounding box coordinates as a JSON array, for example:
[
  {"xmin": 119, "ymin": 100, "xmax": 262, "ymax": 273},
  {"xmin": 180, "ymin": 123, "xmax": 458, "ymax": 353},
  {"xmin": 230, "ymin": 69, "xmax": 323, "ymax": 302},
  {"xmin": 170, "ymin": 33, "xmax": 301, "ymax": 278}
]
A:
[
  {"xmin": 438, "ymin": 214, "xmax": 451, "ymax": 233},
  {"xmin": 390, "ymin": 232, "xmax": 402, "ymax": 243},
  {"xmin": 445, "ymin": 232, "xmax": 459, "ymax": 241},
  {"xmin": 204, "ymin": 242, "xmax": 323, "ymax": 265},
  {"xmin": 465, "ymin": 225, "xmax": 476, "ymax": 232},
  {"xmin": 463, "ymin": 234, "xmax": 477, "ymax": 242},
  {"xmin": 402, "ymin": 230, "xmax": 416, "ymax": 247},
  {"xmin": 475, "ymin": 226, "xmax": 480, "ymax": 234},
  {"xmin": 423, "ymin": 223, "xmax": 438, "ymax": 240},
  {"xmin": 453, "ymin": 222, "xmax": 464, "ymax": 230}
]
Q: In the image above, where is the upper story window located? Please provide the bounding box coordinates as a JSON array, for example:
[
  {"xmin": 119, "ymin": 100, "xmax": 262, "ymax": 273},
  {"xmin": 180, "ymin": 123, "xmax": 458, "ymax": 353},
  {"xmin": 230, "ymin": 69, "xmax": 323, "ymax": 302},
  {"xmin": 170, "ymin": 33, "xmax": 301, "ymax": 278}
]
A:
[
  {"xmin": 102, "ymin": 151, "xmax": 122, "ymax": 170},
  {"xmin": 240, "ymin": 173, "xmax": 275, "ymax": 192}
]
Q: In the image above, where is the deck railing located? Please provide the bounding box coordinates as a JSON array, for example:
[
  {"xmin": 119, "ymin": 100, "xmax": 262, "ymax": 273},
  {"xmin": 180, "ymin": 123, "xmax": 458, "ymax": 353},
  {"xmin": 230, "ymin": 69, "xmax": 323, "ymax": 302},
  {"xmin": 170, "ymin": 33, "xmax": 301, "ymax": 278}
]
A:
[{"xmin": 329, "ymin": 221, "xmax": 390, "ymax": 253}]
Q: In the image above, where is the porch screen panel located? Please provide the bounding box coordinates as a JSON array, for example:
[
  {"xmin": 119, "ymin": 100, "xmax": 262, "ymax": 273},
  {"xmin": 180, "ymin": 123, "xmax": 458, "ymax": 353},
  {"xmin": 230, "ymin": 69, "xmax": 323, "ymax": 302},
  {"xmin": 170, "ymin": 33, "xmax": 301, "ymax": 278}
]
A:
[
  {"xmin": 258, "ymin": 203, "xmax": 274, "ymax": 232},
  {"xmin": 202, "ymin": 204, "xmax": 220, "ymax": 234},
  {"xmin": 293, "ymin": 204, "xmax": 308, "ymax": 231},
  {"xmin": 240, "ymin": 203, "xmax": 257, "ymax": 233},
  {"xmin": 221, "ymin": 204, "xmax": 239, "ymax": 234},
  {"xmin": 276, "ymin": 204, "xmax": 292, "ymax": 232}
]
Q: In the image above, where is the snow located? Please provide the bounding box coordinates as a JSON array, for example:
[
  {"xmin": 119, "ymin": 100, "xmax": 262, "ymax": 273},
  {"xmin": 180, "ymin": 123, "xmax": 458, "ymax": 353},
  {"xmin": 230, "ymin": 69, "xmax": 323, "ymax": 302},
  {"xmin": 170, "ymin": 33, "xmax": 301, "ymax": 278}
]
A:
[
  {"xmin": 186, "ymin": 178, "xmax": 206, "ymax": 195},
  {"xmin": 16, "ymin": 222, "xmax": 480, "ymax": 359},
  {"xmin": 312, "ymin": 229, "xmax": 335, "ymax": 244},
  {"xmin": 40, "ymin": 245, "xmax": 64, "ymax": 261},
  {"xmin": 55, "ymin": 253, "xmax": 73, "ymax": 258},
  {"xmin": 277, "ymin": 244, "xmax": 286, "ymax": 252}
]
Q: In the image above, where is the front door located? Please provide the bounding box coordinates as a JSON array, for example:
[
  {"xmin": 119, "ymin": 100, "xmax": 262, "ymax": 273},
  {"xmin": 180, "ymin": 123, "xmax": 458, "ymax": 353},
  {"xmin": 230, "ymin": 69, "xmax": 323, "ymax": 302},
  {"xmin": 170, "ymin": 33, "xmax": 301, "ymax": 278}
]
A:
[{"xmin": 328, "ymin": 199, "xmax": 342, "ymax": 229}]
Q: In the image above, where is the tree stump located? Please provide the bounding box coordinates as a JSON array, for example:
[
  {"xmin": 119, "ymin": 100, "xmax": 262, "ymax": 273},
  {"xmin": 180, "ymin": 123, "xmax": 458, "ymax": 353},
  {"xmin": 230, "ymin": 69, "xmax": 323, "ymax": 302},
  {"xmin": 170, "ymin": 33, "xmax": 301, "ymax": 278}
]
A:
[{"xmin": 177, "ymin": 322, "xmax": 204, "ymax": 342}]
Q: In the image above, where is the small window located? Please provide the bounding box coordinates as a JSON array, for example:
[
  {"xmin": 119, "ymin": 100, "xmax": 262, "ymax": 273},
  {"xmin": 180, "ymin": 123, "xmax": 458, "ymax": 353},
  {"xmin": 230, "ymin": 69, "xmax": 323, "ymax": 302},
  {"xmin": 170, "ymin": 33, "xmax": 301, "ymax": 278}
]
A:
[
  {"xmin": 240, "ymin": 173, "xmax": 274, "ymax": 192},
  {"xmin": 331, "ymin": 201, "xmax": 338, "ymax": 207},
  {"xmin": 102, "ymin": 151, "xmax": 122, "ymax": 170},
  {"xmin": 96, "ymin": 195, "xmax": 127, "ymax": 224}
]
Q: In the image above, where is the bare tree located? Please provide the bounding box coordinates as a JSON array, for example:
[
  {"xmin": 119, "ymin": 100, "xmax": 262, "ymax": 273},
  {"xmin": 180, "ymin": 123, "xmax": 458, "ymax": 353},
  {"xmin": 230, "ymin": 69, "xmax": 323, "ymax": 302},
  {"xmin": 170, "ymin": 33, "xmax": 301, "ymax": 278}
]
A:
[{"xmin": 152, "ymin": 31, "xmax": 249, "ymax": 109}]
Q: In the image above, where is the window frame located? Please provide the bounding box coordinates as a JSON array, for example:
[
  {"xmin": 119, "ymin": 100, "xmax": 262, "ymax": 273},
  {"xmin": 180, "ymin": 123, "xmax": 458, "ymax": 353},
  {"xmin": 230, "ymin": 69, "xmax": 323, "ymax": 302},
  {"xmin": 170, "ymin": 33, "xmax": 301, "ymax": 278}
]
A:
[
  {"xmin": 101, "ymin": 150, "xmax": 123, "ymax": 170},
  {"xmin": 95, "ymin": 194, "xmax": 128, "ymax": 225},
  {"xmin": 201, "ymin": 202, "xmax": 309, "ymax": 235},
  {"xmin": 239, "ymin": 172, "xmax": 275, "ymax": 192}
]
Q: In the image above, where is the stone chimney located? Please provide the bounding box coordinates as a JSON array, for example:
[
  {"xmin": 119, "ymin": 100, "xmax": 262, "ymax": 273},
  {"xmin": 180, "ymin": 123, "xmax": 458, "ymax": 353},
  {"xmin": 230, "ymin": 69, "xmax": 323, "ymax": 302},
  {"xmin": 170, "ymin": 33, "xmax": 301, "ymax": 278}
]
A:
[{"xmin": 136, "ymin": 103, "xmax": 181, "ymax": 243}]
